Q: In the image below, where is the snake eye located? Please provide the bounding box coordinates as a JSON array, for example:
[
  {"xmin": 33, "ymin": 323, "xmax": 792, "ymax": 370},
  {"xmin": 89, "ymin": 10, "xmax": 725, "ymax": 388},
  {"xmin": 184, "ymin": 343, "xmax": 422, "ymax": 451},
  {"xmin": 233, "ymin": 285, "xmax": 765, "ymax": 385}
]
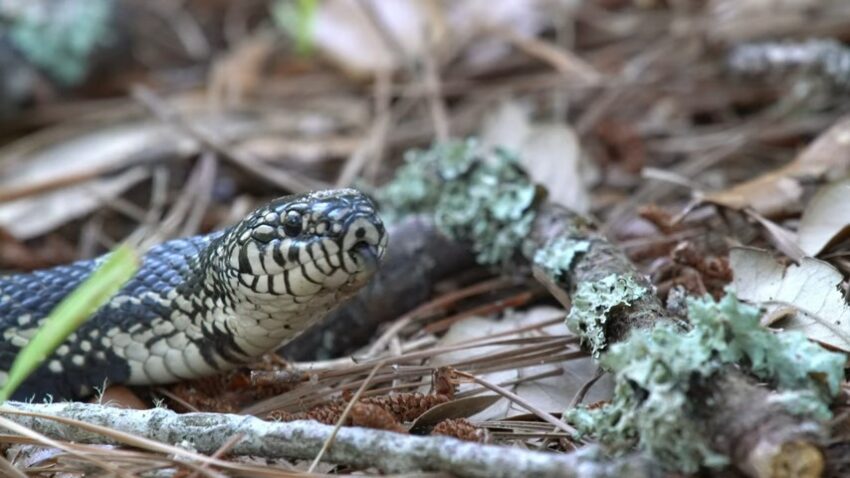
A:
[{"xmin": 283, "ymin": 211, "xmax": 303, "ymax": 236}]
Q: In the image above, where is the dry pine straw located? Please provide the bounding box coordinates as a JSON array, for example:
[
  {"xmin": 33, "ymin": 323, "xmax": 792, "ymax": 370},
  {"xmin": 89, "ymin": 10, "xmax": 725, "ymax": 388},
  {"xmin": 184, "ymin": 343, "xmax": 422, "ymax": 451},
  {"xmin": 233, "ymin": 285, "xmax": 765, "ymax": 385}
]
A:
[
  {"xmin": 153, "ymin": 297, "xmax": 581, "ymax": 452},
  {"xmin": 164, "ymin": 276, "xmax": 580, "ymax": 439},
  {"xmin": 0, "ymin": 312, "xmax": 582, "ymax": 476},
  {"xmin": 0, "ymin": 271, "xmax": 581, "ymax": 475}
]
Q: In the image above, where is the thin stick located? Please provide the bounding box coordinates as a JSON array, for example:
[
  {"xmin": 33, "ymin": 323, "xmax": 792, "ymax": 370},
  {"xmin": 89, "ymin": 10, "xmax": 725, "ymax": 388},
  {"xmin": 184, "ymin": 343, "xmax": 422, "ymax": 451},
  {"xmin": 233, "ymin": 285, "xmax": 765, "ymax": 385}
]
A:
[
  {"xmin": 0, "ymin": 162, "xmax": 125, "ymax": 203},
  {"xmin": 187, "ymin": 432, "xmax": 248, "ymax": 478},
  {"xmin": 422, "ymin": 44, "xmax": 450, "ymax": 142},
  {"xmin": 568, "ymin": 367, "xmax": 606, "ymax": 409},
  {"xmin": 423, "ymin": 290, "xmax": 536, "ymax": 334},
  {"xmin": 307, "ymin": 360, "xmax": 387, "ymax": 472},
  {"xmin": 0, "ymin": 454, "xmax": 27, "ymax": 478},
  {"xmin": 454, "ymin": 371, "xmax": 576, "ymax": 435},
  {"xmin": 154, "ymin": 387, "xmax": 200, "ymax": 413},
  {"xmin": 180, "ymin": 151, "xmax": 218, "ymax": 237},
  {"xmin": 1, "ymin": 401, "xmax": 647, "ymax": 477},
  {"xmin": 336, "ymin": 70, "xmax": 391, "ymax": 187},
  {"xmin": 365, "ymin": 277, "xmax": 517, "ymax": 357},
  {"xmin": 490, "ymin": 26, "xmax": 601, "ymax": 84},
  {"xmin": 0, "ymin": 406, "xmax": 264, "ymax": 474},
  {"xmin": 132, "ymin": 85, "xmax": 327, "ymax": 193},
  {"xmin": 0, "ymin": 414, "xmax": 131, "ymax": 477}
]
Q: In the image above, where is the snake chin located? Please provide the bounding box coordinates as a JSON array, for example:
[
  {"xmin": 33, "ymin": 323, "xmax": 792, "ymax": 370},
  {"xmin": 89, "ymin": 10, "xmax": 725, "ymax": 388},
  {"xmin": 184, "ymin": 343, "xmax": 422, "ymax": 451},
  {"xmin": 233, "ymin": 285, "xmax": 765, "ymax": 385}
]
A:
[
  {"xmin": 337, "ymin": 243, "xmax": 384, "ymax": 292},
  {"xmin": 220, "ymin": 188, "xmax": 388, "ymax": 299},
  {"xmin": 351, "ymin": 242, "xmax": 381, "ymax": 274}
]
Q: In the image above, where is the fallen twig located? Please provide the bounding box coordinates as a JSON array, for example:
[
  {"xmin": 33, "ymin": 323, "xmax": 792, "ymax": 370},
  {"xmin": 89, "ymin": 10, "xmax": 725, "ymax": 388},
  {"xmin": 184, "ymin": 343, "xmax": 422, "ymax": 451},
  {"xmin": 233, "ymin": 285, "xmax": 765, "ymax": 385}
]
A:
[
  {"xmin": 0, "ymin": 402, "xmax": 650, "ymax": 478},
  {"xmin": 528, "ymin": 202, "xmax": 826, "ymax": 477},
  {"xmin": 131, "ymin": 85, "xmax": 327, "ymax": 193},
  {"xmin": 375, "ymin": 141, "xmax": 830, "ymax": 476}
]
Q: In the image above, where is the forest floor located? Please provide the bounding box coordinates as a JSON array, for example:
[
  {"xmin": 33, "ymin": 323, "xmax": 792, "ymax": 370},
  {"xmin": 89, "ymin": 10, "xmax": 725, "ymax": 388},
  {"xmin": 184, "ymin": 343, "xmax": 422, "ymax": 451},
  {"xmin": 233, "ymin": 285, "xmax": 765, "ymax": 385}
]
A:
[{"xmin": 2, "ymin": 1, "xmax": 850, "ymax": 477}]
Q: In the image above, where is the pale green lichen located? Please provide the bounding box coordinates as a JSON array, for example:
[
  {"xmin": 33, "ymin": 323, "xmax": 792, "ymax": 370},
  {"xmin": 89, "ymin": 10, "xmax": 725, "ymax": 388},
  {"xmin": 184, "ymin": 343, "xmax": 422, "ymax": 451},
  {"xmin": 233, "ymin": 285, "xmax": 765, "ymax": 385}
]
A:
[
  {"xmin": 533, "ymin": 237, "xmax": 590, "ymax": 279},
  {"xmin": 566, "ymin": 274, "xmax": 646, "ymax": 356},
  {"xmin": 565, "ymin": 293, "xmax": 846, "ymax": 473},
  {"xmin": 2, "ymin": 0, "xmax": 113, "ymax": 84},
  {"xmin": 376, "ymin": 139, "xmax": 539, "ymax": 266},
  {"xmin": 770, "ymin": 390, "xmax": 833, "ymax": 421},
  {"xmin": 687, "ymin": 295, "xmax": 844, "ymax": 401}
]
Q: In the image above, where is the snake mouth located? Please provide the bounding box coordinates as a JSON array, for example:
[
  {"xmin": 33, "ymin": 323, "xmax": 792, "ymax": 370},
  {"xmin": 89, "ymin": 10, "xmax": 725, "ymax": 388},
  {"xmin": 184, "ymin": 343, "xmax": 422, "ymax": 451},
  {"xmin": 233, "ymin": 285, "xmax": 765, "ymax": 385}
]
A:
[{"xmin": 349, "ymin": 242, "xmax": 381, "ymax": 274}]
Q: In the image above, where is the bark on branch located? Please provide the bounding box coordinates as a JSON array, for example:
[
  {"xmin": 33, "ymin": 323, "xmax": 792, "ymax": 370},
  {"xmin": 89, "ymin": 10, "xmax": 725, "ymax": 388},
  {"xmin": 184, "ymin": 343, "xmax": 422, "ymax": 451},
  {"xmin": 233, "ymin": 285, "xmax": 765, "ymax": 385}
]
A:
[
  {"xmin": 0, "ymin": 401, "xmax": 650, "ymax": 478},
  {"xmin": 526, "ymin": 203, "xmax": 824, "ymax": 478}
]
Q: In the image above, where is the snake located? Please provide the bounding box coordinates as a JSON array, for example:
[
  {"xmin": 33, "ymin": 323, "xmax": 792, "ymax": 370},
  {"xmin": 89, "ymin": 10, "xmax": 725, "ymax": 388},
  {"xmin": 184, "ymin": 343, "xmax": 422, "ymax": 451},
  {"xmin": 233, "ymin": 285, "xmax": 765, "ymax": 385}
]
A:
[{"xmin": 0, "ymin": 189, "xmax": 387, "ymax": 400}]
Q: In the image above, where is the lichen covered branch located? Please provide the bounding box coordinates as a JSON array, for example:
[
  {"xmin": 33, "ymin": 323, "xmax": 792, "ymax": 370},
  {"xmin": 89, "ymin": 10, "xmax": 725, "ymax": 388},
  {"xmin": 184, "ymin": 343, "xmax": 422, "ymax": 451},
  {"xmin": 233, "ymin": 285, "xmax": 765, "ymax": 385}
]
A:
[
  {"xmin": 0, "ymin": 401, "xmax": 649, "ymax": 478},
  {"xmin": 526, "ymin": 171, "xmax": 841, "ymax": 477},
  {"xmin": 376, "ymin": 140, "xmax": 844, "ymax": 477}
]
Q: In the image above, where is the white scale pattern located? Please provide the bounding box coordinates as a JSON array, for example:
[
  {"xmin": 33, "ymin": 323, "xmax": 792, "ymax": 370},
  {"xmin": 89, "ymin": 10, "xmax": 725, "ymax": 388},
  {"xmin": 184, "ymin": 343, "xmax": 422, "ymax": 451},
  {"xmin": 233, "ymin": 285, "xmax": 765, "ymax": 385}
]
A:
[{"xmin": 0, "ymin": 189, "xmax": 388, "ymax": 397}]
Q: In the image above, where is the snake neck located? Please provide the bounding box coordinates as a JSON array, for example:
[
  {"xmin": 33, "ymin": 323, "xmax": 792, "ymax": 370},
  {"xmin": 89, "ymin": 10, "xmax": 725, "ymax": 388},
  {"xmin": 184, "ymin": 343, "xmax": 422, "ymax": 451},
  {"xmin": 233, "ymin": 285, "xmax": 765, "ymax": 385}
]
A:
[
  {"xmin": 1, "ymin": 189, "xmax": 385, "ymax": 399},
  {"xmin": 191, "ymin": 230, "xmax": 353, "ymax": 362}
]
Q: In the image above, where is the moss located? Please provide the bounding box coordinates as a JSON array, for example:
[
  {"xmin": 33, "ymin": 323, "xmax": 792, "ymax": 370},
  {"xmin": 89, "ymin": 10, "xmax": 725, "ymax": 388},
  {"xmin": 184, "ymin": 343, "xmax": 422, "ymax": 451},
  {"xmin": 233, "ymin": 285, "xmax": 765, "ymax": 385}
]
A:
[
  {"xmin": 566, "ymin": 274, "xmax": 646, "ymax": 357},
  {"xmin": 565, "ymin": 293, "xmax": 845, "ymax": 472},
  {"xmin": 3, "ymin": 0, "xmax": 113, "ymax": 84},
  {"xmin": 376, "ymin": 139, "xmax": 540, "ymax": 266}
]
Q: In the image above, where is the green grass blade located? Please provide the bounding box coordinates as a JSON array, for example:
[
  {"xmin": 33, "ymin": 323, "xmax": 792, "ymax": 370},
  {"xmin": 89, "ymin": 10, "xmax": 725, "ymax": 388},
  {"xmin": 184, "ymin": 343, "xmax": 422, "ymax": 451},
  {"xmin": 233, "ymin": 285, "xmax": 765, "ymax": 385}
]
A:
[
  {"xmin": 0, "ymin": 245, "xmax": 139, "ymax": 401},
  {"xmin": 272, "ymin": 0, "xmax": 318, "ymax": 56}
]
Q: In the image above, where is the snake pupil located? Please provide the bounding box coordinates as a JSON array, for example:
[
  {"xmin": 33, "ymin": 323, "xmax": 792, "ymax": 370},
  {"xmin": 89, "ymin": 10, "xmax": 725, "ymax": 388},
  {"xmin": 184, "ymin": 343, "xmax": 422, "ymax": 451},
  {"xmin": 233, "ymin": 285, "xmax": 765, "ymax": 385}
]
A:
[{"xmin": 283, "ymin": 211, "xmax": 303, "ymax": 236}]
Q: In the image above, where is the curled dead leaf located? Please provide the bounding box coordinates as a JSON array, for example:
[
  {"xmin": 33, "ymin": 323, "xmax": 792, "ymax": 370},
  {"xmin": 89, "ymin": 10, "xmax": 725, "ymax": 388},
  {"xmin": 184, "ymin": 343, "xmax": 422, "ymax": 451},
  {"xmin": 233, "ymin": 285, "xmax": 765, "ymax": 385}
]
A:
[
  {"xmin": 702, "ymin": 115, "xmax": 850, "ymax": 217},
  {"xmin": 797, "ymin": 178, "xmax": 850, "ymax": 257},
  {"xmin": 480, "ymin": 100, "xmax": 593, "ymax": 213},
  {"xmin": 730, "ymin": 246, "xmax": 850, "ymax": 352},
  {"xmin": 409, "ymin": 395, "xmax": 501, "ymax": 434}
]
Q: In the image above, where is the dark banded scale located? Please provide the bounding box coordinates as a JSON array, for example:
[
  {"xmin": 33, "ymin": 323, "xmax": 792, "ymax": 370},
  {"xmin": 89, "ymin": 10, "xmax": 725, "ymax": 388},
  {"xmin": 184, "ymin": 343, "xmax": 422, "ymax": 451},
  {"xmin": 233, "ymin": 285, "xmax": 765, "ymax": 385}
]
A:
[{"xmin": 0, "ymin": 189, "xmax": 387, "ymax": 400}]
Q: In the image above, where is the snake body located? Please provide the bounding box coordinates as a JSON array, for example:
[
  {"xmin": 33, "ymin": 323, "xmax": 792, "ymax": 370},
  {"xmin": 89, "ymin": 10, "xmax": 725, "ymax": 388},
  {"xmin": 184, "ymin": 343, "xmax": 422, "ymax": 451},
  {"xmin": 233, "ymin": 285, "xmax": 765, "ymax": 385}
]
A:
[{"xmin": 0, "ymin": 189, "xmax": 387, "ymax": 400}]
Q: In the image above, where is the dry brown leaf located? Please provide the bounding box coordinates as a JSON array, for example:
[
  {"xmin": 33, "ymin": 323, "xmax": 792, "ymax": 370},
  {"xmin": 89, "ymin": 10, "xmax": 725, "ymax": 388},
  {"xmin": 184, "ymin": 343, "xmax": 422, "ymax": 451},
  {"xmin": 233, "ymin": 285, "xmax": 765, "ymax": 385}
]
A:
[
  {"xmin": 797, "ymin": 178, "xmax": 850, "ymax": 257},
  {"xmin": 310, "ymin": 0, "xmax": 580, "ymax": 77},
  {"xmin": 702, "ymin": 115, "xmax": 850, "ymax": 217},
  {"xmin": 480, "ymin": 100, "xmax": 593, "ymax": 213},
  {"xmin": 408, "ymin": 395, "xmax": 501, "ymax": 433},
  {"xmin": 0, "ymin": 96, "xmax": 366, "ymax": 239},
  {"xmin": 208, "ymin": 31, "xmax": 277, "ymax": 107},
  {"xmin": 95, "ymin": 386, "xmax": 148, "ymax": 410},
  {"xmin": 730, "ymin": 246, "xmax": 850, "ymax": 352},
  {"xmin": 522, "ymin": 123, "xmax": 591, "ymax": 213},
  {"xmin": 743, "ymin": 209, "xmax": 805, "ymax": 262},
  {"xmin": 479, "ymin": 100, "xmax": 530, "ymax": 152},
  {"xmin": 310, "ymin": 0, "xmax": 427, "ymax": 77},
  {"xmin": 0, "ymin": 168, "xmax": 149, "ymax": 240},
  {"xmin": 0, "ymin": 113, "xmax": 196, "ymax": 239},
  {"xmin": 448, "ymin": 0, "xmax": 580, "ymax": 67}
]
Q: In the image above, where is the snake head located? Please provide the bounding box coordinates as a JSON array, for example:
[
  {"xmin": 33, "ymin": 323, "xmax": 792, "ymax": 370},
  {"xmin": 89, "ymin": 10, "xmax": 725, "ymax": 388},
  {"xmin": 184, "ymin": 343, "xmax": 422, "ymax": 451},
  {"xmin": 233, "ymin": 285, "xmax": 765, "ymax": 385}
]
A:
[{"xmin": 223, "ymin": 188, "xmax": 387, "ymax": 300}]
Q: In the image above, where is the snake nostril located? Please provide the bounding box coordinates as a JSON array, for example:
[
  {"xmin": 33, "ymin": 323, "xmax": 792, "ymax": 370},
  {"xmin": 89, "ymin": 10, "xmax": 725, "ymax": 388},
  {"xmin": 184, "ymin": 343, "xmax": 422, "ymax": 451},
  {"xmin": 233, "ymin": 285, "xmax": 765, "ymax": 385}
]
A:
[{"xmin": 355, "ymin": 227, "xmax": 366, "ymax": 239}]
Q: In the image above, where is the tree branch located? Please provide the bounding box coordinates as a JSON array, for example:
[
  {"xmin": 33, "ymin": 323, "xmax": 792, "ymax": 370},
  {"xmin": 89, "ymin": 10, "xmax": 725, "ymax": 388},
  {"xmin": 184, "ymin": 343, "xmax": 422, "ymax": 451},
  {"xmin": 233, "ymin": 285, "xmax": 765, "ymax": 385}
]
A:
[
  {"xmin": 526, "ymin": 203, "xmax": 825, "ymax": 477},
  {"xmin": 0, "ymin": 401, "xmax": 650, "ymax": 478}
]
